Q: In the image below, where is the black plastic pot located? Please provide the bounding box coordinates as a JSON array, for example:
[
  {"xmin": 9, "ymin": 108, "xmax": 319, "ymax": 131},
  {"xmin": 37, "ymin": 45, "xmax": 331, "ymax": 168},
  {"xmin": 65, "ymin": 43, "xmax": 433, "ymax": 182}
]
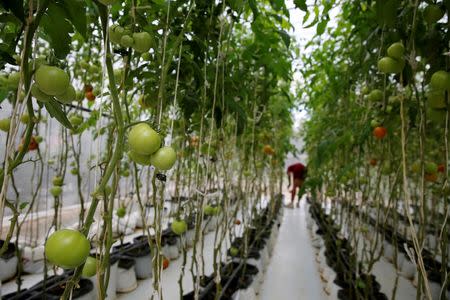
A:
[
  {"xmin": 118, "ymin": 257, "xmax": 135, "ymax": 270},
  {"xmin": 37, "ymin": 278, "xmax": 94, "ymax": 300},
  {"xmin": 0, "ymin": 240, "xmax": 16, "ymax": 260},
  {"xmin": 2, "ymin": 290, "xmax": 38, "ymax": 299}
]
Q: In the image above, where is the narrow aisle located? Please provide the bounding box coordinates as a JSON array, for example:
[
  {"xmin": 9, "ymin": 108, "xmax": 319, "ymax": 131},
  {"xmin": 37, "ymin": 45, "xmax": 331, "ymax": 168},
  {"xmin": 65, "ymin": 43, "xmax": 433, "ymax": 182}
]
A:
[{"xmin": 259, "ymin": 199, "xmax": 327, "ymax": 300}]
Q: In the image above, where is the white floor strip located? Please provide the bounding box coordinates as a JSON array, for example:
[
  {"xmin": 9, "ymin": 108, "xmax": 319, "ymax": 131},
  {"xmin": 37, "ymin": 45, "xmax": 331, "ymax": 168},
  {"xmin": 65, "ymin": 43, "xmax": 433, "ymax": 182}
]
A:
[{"xmin": 259, "ymin": 200, "xmax": 327, "ymax": 300}]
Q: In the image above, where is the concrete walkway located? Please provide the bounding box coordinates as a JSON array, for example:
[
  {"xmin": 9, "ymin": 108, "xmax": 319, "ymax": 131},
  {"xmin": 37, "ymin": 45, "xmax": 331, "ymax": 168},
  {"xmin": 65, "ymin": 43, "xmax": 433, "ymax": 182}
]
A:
[{"xmin": 259, "ymin": 199, "xmax": 327, "ymax": 300}]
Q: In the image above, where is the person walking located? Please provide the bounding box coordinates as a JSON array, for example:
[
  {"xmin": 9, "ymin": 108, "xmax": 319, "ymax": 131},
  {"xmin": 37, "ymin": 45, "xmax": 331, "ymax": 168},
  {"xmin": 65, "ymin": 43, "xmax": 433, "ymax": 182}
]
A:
[{"xmin": 286, "ymin": 162, "xmax": 307, "ymax": 208}]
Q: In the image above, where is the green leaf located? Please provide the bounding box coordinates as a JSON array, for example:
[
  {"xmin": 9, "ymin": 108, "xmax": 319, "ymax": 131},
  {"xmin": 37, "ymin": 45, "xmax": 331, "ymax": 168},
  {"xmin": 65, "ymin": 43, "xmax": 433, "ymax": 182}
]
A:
[
  {"xmin": 19, "ymin": 202, "xmax": 29, "ymax": 210},
  {"xmin": 316, "ymin": 19, "xmax": 328, "ymax": 35},
  {"xmin": 44, "ymin": 100, "xmax": 73, "ymax": 129},
  {"xmin": 60, "ymin": 0, "xmax": 87, "ymax": 39},
  {"xmin": 0, "ymin": 0, "xmax": 24, "ymax": 22},
  {"xmin": 248, "ymin": 0, "xmax": 259, "ymax": 20},
  {"xmin": 277, "ymin": 30, "xmax": 290, "ymax": 48},
  {"xmin": 294, "ymin": 0, "xmax": 307, "ymax": 11},
  {"xmin": 40, "ymin": 3, "xmax": 74, "ymax": 58}
]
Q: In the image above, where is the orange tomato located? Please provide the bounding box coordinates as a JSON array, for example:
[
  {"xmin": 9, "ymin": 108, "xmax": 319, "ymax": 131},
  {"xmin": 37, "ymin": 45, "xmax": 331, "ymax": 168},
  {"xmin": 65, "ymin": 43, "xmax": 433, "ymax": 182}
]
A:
[
  {"xmin": 425, "ymin": 173, "xmax": 438, "ymax": 182},
  {"xmin": 84, "ymin": 84, "xmax": 93, "ymax": 93},
  {"xmin": 263, "ymin": 145, "xmax": 274, "ymax": 155},
  {"xmin": 163, "ymin": 257, "xmax": 169, "ymax": 270},
  {"xmin": 373, "ymin": 126, "xmax": 387, "ymax": 140},
  {"xmin": 19, "ymin": 136, "xmax": 38, "ymax": 152},
  {"xmin": 85, "ymin": 91, "xmax": 95, "ymax": 101},
  {"xmin": 234, "ymin": 219, "xmax": 241, "ymax": 225}
]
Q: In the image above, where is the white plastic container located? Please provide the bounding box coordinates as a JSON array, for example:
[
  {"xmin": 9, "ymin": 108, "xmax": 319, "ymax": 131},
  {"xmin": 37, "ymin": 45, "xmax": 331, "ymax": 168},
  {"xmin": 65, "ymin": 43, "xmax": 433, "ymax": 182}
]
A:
[{"xmin": 116, "ymin": 259, "xmax": 137, "ymax": 293}]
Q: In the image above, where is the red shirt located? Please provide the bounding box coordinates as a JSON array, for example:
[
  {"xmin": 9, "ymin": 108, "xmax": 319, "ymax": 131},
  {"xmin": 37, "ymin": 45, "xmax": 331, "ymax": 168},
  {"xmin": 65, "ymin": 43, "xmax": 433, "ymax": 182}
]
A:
[{"xmin": 287, "ymin": 163, "xmax": 306, "ymax": 179}]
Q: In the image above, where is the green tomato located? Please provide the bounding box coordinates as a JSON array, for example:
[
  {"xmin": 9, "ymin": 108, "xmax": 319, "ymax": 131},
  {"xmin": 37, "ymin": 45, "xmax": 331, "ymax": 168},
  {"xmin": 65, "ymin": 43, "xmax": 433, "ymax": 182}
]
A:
[
  {"xmin": 171, "ymin": 220, "xmax": 187, "ymax": 235},
  {"xmin": 204, "ymin": 205, "xmax": 215, "ymax": 216},
  {"xmin": 109, "ymin": 25, "xmax": 124, "ymax": 44},
  {"xmin": 411, "ymin": 161, "xmax": 421, "ymax": 173},
  {"xmin": 150, "ymin": 146, "xmax": 176, "ymax": 170},
  {"xmin": 31, "ymin": 83, "xmax": 53, "ymax": 102},
  {"xmin": 427, "ymin": 90, "xmax": 446, "ymax": 109},
  {"xmin": 116, "ymin": 207, "xmax": 126, "ymax": 218},
  {"xmin": 52, "ymin": 176, "xmax": 64, "ymax": 186},
  {"xmin": 55, "ymin": 84, "xmax": 76, "ymax": 104},
  {"xmin": 229, "ymin": 247, "xmax": 239, "ymax": 257},
  {"xmin": 76, "ymin": 90, "xmax": 84, "ymax": 101},
  {"xmin": 0, "ymin": 118, "xmax": 11, "ymax": 132},
  {"xmin": 35, "ymin": 65, "xmax": 70, "ymax": 96},
  {"xmin": 128, "ymin": 150, "xmax": 152, "ymax": 165},
  {"xmin": 114, "ymin": 68, "xmax": 123, "ymax": 81},
  {"xmin": 386, "ymin": 104, "xmax": 393, "ymax": 113},
  {"xmin": 82, "ymin": 256, "xmax": 97, "ymax": 277},
  {"xmin": 122, "ymin": 169, "xmax": 130, "ymax": 177},
  {"xmin": 80, "ymin": 60, "xmax": 90, "ymax": 69},
  {"xmin": 69, "ymin": 115, "xmax": 83, "ymax": 127},
  {"xmin": 430, "ymin": 70, "xmax": 450, "ymax": 90},
  {"xmin": 361, "ymin": 86, "xmax": 370, "ymax": 95},
  {"xmin": 425, "ymin": 162, "xmax": 438, "ymax": 174},
  {"xmin": 381, "ymin": 163, "xmax": 391, "ymax": 175},
  {"xmin": 70, "ymin": 168, "xmax": 79, "ymax": 175},
  {"xmin": 141, "ymin": 52, "xmax": 151, "ymax": 61},
  {"xmin": 424, "ymin": 4, "xmax": 445, "ymax": 24},
  {"xmin": 377, "ymin": 57, "xmax": 404, "ymax": 74},
  {"xmin": 34, "ymin": 136, "xmax": 43, "ymax": 143},
  {"xmin": 368, "ymin": 89, "xmax": 383, "ymax": 102},
  {"xmin": 20, "ymin": 113, "xmax": 30, "ymax": 124},
  {"xmin": 428, "ymin": 108, "xmax": 447, "ymax": 123},
  {"xmin": 132, "ymin": 32, "xmax": 153, "ymax": 53},
  {"xmin": 128, "ymin": 123, "xmax": 161, "ymax": 155},
  {"xmin": 7, "ymin": 72, "xmax": 20, "ymax": 89},
  {"xmin": 50, "ymin": 186, "xmax": 62, "ymax": 197},
  {"xmin": 387, "ymin": 42, "xmax": 405, "ymax": 60},
  {"xmin": 104, "ymin": 185, "xmax": 112, "ymax": 196},
  {"xmin": 120, "ymin": 35, "xmax": 134, "ymax": 48},
  {"xmin": 45, "ymin": 229, "xmax": 90, "ymax": 269}
]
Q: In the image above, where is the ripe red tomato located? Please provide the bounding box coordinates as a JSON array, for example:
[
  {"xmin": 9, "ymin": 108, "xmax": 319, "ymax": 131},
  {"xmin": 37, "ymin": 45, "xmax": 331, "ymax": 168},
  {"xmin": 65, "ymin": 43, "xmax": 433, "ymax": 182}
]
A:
[
  {"xmin": 373, "ymin": 127, "xmax": 387, "ymax": 140},
  {"xmin": 234, "ymin": 219, "xmax": 241, "ymax": 225},
  {"xmin": 369, "ymin": 159, "xmax": 377, "ymax": 166},
  {"xmin": 438, "ymin": 164, "xmax": 445, "ymax": 173}
]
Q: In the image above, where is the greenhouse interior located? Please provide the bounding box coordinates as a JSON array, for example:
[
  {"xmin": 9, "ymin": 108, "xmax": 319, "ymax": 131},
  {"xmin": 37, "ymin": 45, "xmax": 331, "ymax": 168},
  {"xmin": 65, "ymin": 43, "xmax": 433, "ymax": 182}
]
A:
[{"xmin": 1, "ymin": 0, "xmax": 450, "ymax": 299}]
